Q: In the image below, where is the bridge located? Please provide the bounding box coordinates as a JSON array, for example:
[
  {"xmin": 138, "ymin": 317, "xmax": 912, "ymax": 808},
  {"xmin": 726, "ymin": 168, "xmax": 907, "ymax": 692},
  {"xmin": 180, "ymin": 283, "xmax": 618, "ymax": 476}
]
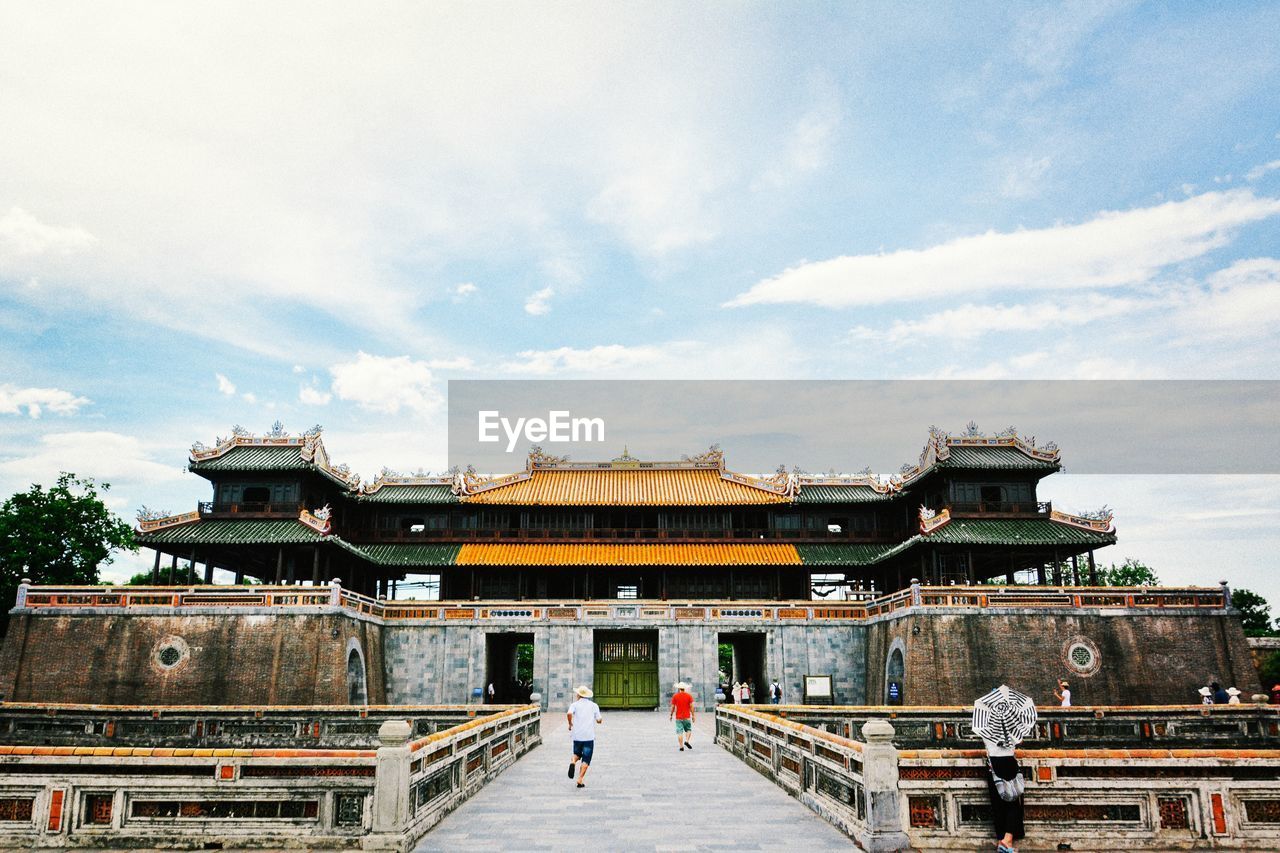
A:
[{"xmin": 413, "ymin": 711, "xmax": 850, "ymax": 852}]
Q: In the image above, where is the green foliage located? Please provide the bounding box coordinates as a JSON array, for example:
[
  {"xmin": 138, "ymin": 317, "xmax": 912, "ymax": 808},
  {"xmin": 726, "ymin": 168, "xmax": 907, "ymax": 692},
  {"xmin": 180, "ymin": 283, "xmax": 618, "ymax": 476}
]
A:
[
  {"xmin": 1232, "ymin": 588, "xmax": 1279, "ymax": 637},
  {"xmin": 1101, "ymin": 557, "xmax": 1159, "ymax": 587},
  {"xmin": 0, "ymin": 473, "xmax": 136, "ymax": 635},
  {"xmin": 516, "ymin": 642, "xmax": 534, "ymax": 683},
  {"xmin": 1259, "ymin": 651, "xmax": 1280, "ymax": 690},
  {"xmin": 718, "ymin": 643, "xmax": 733, "ymax": 680}
]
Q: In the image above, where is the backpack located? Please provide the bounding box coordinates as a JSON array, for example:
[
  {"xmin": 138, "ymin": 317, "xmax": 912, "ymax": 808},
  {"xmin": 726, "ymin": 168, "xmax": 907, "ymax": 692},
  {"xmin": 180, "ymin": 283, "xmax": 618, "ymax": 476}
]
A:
[{"xmin": 989, "ymin": 761, "xmax": 1025, "ymax": 802}]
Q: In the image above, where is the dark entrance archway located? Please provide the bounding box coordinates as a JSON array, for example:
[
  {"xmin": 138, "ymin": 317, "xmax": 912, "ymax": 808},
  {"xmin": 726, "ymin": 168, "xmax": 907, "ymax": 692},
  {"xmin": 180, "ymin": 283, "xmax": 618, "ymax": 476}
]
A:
[
  {"xmin": 719, "ymin": 631, "xmax": 767, "ymax": 703},
  {"xmin": 485, "ymin": 632, "xmax": 535, "ymax": 703},
  {"xmin": 346, "ymin": 647, "xmax": 367, "ymax": 705}
]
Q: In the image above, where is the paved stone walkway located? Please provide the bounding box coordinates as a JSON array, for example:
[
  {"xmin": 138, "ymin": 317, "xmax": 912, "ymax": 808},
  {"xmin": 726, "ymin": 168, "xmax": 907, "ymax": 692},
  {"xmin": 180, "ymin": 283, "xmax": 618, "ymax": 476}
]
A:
[{"xmin": 414, "ymin": 710, "xmax": 852, "ymax": 852}]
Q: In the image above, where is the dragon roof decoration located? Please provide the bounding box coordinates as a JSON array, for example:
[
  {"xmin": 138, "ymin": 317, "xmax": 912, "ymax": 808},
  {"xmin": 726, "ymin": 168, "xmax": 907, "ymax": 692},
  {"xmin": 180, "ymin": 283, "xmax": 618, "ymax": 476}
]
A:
[
  {"xmin": 189, "ymin": 423, "xmax": 360, "ymax": 489},
  {"xmin": 892, "ymin": 422, "xmax": 1060, "ymax": 487}
]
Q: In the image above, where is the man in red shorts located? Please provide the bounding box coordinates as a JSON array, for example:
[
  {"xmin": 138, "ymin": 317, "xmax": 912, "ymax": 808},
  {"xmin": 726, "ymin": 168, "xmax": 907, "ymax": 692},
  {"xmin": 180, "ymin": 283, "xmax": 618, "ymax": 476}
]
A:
[{"xmin": 669, "ymin": 682, "xmax": 695, "ymax": 751}]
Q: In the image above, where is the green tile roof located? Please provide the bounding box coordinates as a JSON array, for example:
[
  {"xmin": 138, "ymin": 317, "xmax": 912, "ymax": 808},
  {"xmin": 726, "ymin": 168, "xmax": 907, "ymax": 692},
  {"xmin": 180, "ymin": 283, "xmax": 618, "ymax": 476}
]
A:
[
  {"xmin": 359, "ymin": 485, "xmax": 458, "ymax": 504},
  {"xmin": 188, "ymin": 446, "xmax": 308, "ymax": 471},
  {"xmin": 795, "ymin": 484, "xmax": 897, "ymax": 504},
  {"xmin": 939, "ymin": 446, "xmax": 1058, "ymax": 470},
  {"xmin": 923, "ymin": 518, "xmax": 1114, "ymax": 546},
  {"xmin": 336, "ymin": 542, "xmax": 461, "ymax": 566},
  {"xmin": 139, "ymin": 519, "xmax": 324, "ymax": 545},
  {"xmin": 796, "ymin": 543, "xmax": 902, "ymax": 566}
]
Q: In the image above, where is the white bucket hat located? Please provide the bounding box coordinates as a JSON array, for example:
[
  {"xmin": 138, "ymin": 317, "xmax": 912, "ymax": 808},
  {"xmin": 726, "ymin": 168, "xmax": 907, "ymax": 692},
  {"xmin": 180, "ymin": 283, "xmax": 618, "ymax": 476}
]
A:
[{"xmin": 575, "ymin": 685, "xmax": 594, "ymax": 698}]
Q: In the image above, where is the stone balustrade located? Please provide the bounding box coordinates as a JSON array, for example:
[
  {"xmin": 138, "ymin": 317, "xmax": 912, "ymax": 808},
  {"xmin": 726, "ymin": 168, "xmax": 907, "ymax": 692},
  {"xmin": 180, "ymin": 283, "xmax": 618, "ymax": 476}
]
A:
[
  {"xmin": 756, "ymin": 703, "xmax": 1280, "ymax": 749},
  {"xmin": 15, "ymin": 581, "xmax": 1229, "ymax": 624},
  {"xmin": 716, "ymin": 706, "xmax": 1280, "ymax": 851},
  {"xmin": 0, "ymin": 703, "xmax": 525, "ymax": 749},
  {"xmin": 0, "ymin": 704, "xmax": 540, "ymax": 850}
]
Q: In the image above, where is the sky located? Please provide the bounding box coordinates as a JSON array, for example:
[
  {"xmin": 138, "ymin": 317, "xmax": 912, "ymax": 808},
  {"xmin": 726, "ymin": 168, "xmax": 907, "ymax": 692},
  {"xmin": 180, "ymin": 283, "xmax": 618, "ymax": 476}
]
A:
[{"xmin": 1, "ymin": 2, "xmax": 1279, "ymax": 604}]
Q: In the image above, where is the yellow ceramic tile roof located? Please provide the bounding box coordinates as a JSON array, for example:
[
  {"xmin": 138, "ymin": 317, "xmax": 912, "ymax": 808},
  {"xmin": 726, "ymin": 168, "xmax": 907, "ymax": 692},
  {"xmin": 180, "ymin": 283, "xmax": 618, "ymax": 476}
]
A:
[
  {"xmin": 456, "ymin": 543, "xmax": 802, "ymax": 566},
  {"xmin": 462, "ymin": 468, "xmax": 789, "ymax": 505}
]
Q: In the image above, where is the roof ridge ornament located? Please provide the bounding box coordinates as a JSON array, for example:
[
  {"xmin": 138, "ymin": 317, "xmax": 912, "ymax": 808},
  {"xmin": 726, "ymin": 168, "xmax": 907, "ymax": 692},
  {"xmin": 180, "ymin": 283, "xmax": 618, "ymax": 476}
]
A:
[
  {"xmin": 681, "ymin": 444, "xmax": 724, "ymax": 468},
  {"xmin": 1051, "ymin": 506, "xmax": 1115, "ymax": 533},
  {"xmin": 528, "ymin": 445, "xmax": 570, "ymax": 467},
  {"xmin": 189, "ymin": 423, "xmax": 359, "ymax": 489},
  {"xmin": 919, "ymin": 505, "xmax": 952, "ymax": 534}
]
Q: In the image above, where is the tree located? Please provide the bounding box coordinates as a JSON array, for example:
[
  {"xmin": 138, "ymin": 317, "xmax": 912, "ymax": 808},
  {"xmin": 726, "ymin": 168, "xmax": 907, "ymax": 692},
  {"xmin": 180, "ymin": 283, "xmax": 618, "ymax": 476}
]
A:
[
  {"xmin": 1101, "ymin": 558, "xmax": 1159, "ymax": 587},
  {"xmin": 1231, "ymin": 588, "xmax": 1278, "ymax": 637},
  {"xmin": 0, "ymin": 473, "xmax": 136, "ymax": 635}
]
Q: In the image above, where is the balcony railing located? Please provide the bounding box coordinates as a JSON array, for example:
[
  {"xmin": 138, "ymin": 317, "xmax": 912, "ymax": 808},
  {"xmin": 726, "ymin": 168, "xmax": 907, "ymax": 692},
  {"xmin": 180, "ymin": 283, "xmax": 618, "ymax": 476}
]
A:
[
  {"xmin": 945, "ymin": 500, "xmax": 1050, "ymax": 515},
  {"xmin": 198, "ymin": 501, "xmax": 306, "ymax": 517},
  {"xmin": 351, "ymin": 527, "xmax": 895, "ymax": 543}
]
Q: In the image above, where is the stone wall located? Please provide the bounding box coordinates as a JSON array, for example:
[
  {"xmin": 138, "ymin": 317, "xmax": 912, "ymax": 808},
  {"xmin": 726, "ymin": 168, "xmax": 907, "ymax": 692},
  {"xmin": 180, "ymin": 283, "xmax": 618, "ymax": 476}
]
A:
[
  {"xmin": 865, "ymin": 609, "xmax": 1261, "ymax": 707},
  {"xmin": 381, "ymin": 621, "xmax": 866, "ymax": 710},
  {"xmin": 0, "ymin": 609, "xmax": 385, "ymax": 706}
]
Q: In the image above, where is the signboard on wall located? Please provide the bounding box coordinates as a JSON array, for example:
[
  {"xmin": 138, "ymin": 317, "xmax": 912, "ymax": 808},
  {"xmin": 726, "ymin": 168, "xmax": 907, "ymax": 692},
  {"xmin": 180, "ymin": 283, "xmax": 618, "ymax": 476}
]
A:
[{"xmin": 803, "ymin": 674, "xmax": 832, "ymax": 705}]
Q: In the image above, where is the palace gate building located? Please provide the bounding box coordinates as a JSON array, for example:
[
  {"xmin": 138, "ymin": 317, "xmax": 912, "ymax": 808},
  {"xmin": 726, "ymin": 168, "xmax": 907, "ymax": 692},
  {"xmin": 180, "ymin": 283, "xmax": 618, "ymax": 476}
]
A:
[{"xmin": 0, "ymin": 424, "xmax": 1259, "ymax": 710}]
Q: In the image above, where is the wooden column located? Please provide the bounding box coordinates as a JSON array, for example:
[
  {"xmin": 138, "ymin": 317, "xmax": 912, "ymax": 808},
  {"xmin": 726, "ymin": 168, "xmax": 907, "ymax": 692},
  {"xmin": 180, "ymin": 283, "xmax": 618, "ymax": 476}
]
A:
[
  {"xmin": 1036, "ymin": 562, "xmax": 1047, "ymax": 585},
  {"xmin": 151, "ymin": 549, "xmax": 161, "ymax": 584},
  {"xmin": 203, "ymin": 560, "xmax": 214, "ymax": 585},
  {"xmin": 312, "ymin": 548, "xmax": 321, "ymax": 586},
  {"xmin": 1051, "ymin": 549, "xmax": 1062, "ymax": 585},
  {"xmin": 1005, "ymin": 553, "xmax": 1016, "ymax": 586},
  {"xmin": 275, "ymin": 548, "xmax": 284, "ymax": 585},
  {"xmin": 1071, "ymin": 554, "xmax": 1081, "ymax": 586},
  {"xmin": 188, "ymin": 549, "xmax": 197, "ymax": 585},
  {"xmin": 168, "ymin": 554, "xmax": 177, "ymax": 585},
  {"xmin": 234, "ymin": 568, "xmax": 244, "ymax": 585},
  {"xmin": 1088, "ymin": 550, "xmax": 1098, "ymax": 585}
]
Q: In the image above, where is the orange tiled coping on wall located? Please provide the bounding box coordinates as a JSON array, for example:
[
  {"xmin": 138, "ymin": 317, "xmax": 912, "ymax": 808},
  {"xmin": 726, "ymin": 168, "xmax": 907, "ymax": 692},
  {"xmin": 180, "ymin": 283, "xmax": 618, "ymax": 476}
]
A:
[
  {"xmin": 898, "ymin": 747, "xmax": 1280, "ymax": 759},
  {"xmin": 409, "ymin": 706, "xmax": 537, "ymax": 752},
  {"xmin": 0, "ymin": 744, "xmax": 377, "ymax": 758},
  {"xmin": 456, "ymin": 542, "xmax": 803, "ymax": 566},
  {"xmin": 719, "ymin": 706, "xmax": 864, "ymax": 753},
  {"xmin": 0, "ymin": 702, "xmax": 518, "ymax": 713}
]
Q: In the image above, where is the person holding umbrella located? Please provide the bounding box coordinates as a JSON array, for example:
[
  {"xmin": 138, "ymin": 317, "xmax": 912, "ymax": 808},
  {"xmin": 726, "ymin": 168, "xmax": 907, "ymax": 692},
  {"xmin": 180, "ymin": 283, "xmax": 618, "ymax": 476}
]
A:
[{"xmin": 972, "ymin": 685, "xmax": 1037, "ymax": 853}]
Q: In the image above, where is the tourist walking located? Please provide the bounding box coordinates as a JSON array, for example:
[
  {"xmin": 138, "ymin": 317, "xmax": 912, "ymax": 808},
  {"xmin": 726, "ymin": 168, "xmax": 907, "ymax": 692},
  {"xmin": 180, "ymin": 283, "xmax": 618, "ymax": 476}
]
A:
[
  {"xmin": 566, "ymin": 685, "xmax": 602, "ymax": 789},
  {"xmin": 670, "ymin": 682, "xmax": 695, "ymax": 751},
  {"xmin": 1053, "ymin": 679, "xmax": 1071, "ymax": 707},
  {"xmin": 746, "ymin": 677, "xmax": 756, "ymax": 704},
  {"xmin": 770, "ymin": 679, "xmax": 782, "ymax": 704},
  {"xmin": 972, "ymin": 685, "xmax": 1037, "ymax": 853},
  {"xmin": 731, "ymin": 681, "xmax": 743, "ymax": 704}
]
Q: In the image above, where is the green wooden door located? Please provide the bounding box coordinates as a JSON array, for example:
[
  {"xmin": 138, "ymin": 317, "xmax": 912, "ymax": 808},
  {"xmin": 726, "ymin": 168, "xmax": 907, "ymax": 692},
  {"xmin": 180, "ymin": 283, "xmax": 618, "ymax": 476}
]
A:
[{"xmin": 593, "ymin": 632, "xmax": 659, "ymax": 709}]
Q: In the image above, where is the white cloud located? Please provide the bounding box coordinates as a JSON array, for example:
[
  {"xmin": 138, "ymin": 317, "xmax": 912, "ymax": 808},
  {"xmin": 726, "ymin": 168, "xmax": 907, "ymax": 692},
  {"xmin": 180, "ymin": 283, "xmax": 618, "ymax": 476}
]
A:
[
  {"xmin": 452, "ymin": 282, "xmax": 478, "ymax": 302},
  {"xmin": 502, "ymin": 343, "xmax": 682, "ymax": 375},
  {"xmin": 752, "ymin": 85, "xmax": 842, "ymax": 191},
  {"xmin": 998, "ymin": 155, "xmax": 1053, "ymax": 199},
  {"xmin": 0, "ymin": 384, "xmax": 90, "ymax": 418},
  {"xmin": 726, "ymin": 190, "xmax": 1280, "ymax": 308},
  {"xmin": 0, "ymin": 207, "xmax": 96, "ymax": 258},
  {"xmin": 299, "ymin": 385, "xmax": 332, "ymax": 406},
  {"xmin": 1247, "ymin": 160, "xmax": 1280, "ymax": 181},
  {"xmin": 586, "ymin": 144, "xmax": 723, "ymax": 256},
  {"xmin": 498, "ymin": 333, "xmax": 806, "ymax": 379},
  {"xmin": 215, "ymin": 373, "xmax": 236, "ymax": 395},
  {"xmin": 329, "ymin": 351, "xmax": 443, "ymax": 415},
  {"xmin": 1169, "ymin": 257, "xmax": 1280, "ymax": 338},
  {"xmin": 853, "ymin": 294, "xmax": 1142, "ymax": 345},
  {"xmin": 0, "ymin": 431, "xmax": 182, "ymax": 491},
  {"xmin": 524, "ymin": 287, "xmax": 555, "ymax": 316}
]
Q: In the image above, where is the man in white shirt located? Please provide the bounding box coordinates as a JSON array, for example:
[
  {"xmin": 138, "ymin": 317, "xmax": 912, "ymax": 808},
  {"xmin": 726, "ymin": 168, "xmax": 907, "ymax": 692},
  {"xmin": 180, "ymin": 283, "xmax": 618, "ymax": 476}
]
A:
[
  {"xmin": 1054, "ymin": 679, "xmax": 1072, "ymax": 707},
  {"xmin": 566, "ymin": 685, "xmax": 603, "ymax": 788}
]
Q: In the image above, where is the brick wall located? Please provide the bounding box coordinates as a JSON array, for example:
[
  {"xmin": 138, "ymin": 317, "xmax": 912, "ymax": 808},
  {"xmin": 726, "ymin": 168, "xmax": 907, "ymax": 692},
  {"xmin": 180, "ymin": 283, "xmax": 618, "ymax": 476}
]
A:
[
  {"xmin": 865, "ymin": 609, "xmax": 1261, "ymax": 706},
  {"xmin": 0, "ymin": 611, "xmax": 385, "ymax": 705}
]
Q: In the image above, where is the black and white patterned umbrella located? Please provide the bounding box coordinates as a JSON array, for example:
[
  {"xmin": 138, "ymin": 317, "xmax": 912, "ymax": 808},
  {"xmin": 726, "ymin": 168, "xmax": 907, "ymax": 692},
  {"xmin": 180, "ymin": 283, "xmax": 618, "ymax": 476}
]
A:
[{"xmin": 972, "ymin": 685, "xmax": 1037, "ymax": 749}]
